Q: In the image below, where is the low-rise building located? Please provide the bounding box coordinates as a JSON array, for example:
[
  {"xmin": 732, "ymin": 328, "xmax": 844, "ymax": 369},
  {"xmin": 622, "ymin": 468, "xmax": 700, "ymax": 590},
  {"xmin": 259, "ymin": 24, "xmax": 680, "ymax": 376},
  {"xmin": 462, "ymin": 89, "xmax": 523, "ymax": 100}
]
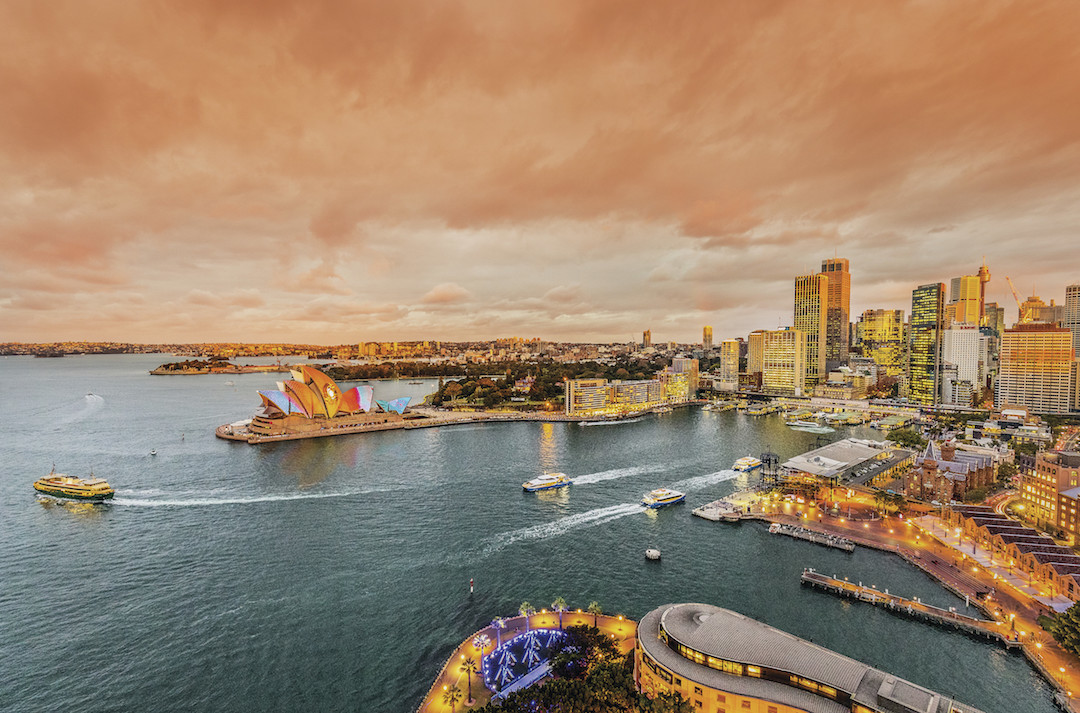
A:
[
  {"xmin": 905, "ymin": 441, "xmax": 994, "ymax": 504},
  {"xmin": 1019, "ymin": 451, "xmax": 1080, "ymax": 525}
]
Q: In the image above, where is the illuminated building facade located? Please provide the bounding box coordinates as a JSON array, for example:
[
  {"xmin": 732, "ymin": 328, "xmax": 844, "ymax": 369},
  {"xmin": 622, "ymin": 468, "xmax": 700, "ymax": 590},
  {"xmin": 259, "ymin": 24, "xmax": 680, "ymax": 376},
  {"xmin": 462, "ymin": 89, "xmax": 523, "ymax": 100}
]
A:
[
  {"xmin": 856, "ymin": 309, "xmax": 905, "ymax": 376},
  {"xmin": 636, "ymin": 603, "xmax": 985, "ymax": 713},
  {"xmin": 949, "ymin": 274, "xmax": 981, "ymax": 325},
  {"xmin": 941, "ymin": 323, "xmax": 980, "ymax": 405},
  {"xmin": 1066, "ymin": 284, "xmax": 1080, "ymax": 356},
  {"xmin": 794, "ymin": 273, "xmax": 828, "ymax": 387},
  {"xmin": 643, "ymin": 330, "xmax": 652, "ymax": 348},
  {"xmin": 821, "ymin": 257, "xmax": 850, "ymax": 372},
  {"xmin": 564, "ymin": 359, "xmax": 697, "ymax": 417},
  {"xmin": 747, "ymin": 330, "xmax": 764, "ymax": 377},
  {"xmin": 984, "ymin": 302, "xmax": 1006, "ymax": 335},
  {"xmin": 909, "ymin": 283, "xmax": 945, "ymax": 405},
  {"xmin": 669, "ymin": 357, "xmax": 700, "ymax": 394},
  {"xmin": 762, "ymin": 328, "xmax": 805, "ymax": 396},
  {"xmin": 995, "ymin": 324, "xmax": 1074, "ymax": 414},
  {"xmin": 703, "ymin": 325, "xmax": 713, "ymax": 352},
  {"xmin": 717, "ymin": 340, "xmax": 740, "ymax": 392},
  {"xmin": 1020, "ymin": 451, "xmax": 1080, "ymax": 525}
]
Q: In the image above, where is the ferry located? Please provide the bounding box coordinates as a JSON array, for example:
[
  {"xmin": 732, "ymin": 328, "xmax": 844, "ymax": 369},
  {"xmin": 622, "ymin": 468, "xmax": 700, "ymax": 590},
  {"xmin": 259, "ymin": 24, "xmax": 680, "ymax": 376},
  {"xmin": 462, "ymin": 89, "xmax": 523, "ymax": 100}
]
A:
[
  {"xmin": 641, "ymin": 488, "xmax": 686, "ymax": 508},
  {"xmin": 33, "ymin": 470, "xmax": 115, "ymax": 502},
  {"xmin": 522, "ymin": 472, "xmax": 572, "ymax": 492},
  {"xmin": 785, "ymin": 419, "xmax": 820, "ymax": 428},
  {"xmin": 733, "ymin": 455, "xmax": 762, "ymax": 471}
]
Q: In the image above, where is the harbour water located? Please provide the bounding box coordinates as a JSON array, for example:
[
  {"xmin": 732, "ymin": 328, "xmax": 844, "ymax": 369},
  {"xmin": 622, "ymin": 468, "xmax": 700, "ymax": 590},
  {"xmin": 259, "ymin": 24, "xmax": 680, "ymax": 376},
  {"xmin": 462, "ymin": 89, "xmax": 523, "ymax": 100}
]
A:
[{"xmin": 0, "ymin": 355, "xmax": 1058, "ymax": 712}]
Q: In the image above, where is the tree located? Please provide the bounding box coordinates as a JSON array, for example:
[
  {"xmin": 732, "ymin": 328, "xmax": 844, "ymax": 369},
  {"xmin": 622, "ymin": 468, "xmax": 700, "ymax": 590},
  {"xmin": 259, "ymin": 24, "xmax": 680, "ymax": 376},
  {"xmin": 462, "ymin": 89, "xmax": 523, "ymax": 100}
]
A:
[
  {"xmin": 548, "ymin": 625, "xmax": 619, "ymax": 679},
  {"xmin": 889, "ymin": 428, "xmax": 926, "ymax": 449},
  {"xmin": 997, "ymin": 461, "xmax": 1018, "ymax": 484},
  {"xmin": 459, "ymin": 656, "xmax": 477, "ymax": 704},
  {"xmin": 444, "ymin": 381, "xmax": 463, "ymax": 404},
  {"xmin": 491, "ymin": 617, "xmax": 507, "ymax": 646},
  {"xmin": 519, "ymin": 601, "xmax": 536, "ymax": 631},
  {"xmin": 873, "ymin": 490, "xmax": 890, "ymax": 515},
  {"xmin": 587, "ymin": 601, "xmax": 603, "ymax": 628},
  {"xmin": 1049, "ymin": 602, "xmax": 1080, "ymax": 657},
  {"xmin": 552, "ymin": 596, "xmax": 568, "ymax": 628},
  {"xmin": 442, "ymin": 683, "xmax": 463, "ymax": 712}
]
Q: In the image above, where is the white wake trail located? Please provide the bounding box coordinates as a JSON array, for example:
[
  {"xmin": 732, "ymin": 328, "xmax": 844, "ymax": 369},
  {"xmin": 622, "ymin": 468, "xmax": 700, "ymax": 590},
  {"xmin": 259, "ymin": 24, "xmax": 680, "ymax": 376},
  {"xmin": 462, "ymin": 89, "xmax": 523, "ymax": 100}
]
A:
[
  {"xmin": 572, "ymin": 463, "xmax": 670, "ymax": 485},
  {"xmin": 112, "ymin": 491, "xmax": 357, "ymax": 508},
  {"xmin": 482, "ymin": 502, "xmax": 643, "ymax": 555},
  {"xmin": 668, "ymin": 469, "xmax": 740, "ymax": 491}
]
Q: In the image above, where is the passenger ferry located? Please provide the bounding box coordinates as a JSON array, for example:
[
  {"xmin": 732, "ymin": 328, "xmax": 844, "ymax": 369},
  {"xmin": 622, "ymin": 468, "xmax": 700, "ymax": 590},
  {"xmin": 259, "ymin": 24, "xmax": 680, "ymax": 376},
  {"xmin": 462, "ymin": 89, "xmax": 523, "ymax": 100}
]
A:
[
  {"xmin": 733, "ymin": 455, "xmax": 762, "ymax": 471},
  {"xmin": 33, "ymin": 470, "xmax": 115, "ymax": 502},
  {"xmin": 522, "ymin": 472, "xmax": 572, "ymax": 492},
  {"xmin": 641, "ymin": 488, "xmax": 686, "ymax": 508}
]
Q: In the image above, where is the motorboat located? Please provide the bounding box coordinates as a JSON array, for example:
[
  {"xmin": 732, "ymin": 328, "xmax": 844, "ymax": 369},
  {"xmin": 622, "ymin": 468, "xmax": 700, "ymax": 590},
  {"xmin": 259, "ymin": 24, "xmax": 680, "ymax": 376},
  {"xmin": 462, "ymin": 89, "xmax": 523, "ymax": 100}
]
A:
[
  {"xmin": 645, "ymin": 548, "xmax": 661, "ymax": 560},
  {"xmin": 522, "ymin": 473, "xmax": 572, "ymax": 492},
  {"xmin": 733, "ymin": 455, "xmax": 762, "ymax": 471},
  {"xmin": 641, "ymin": 488, "xmax": 686, "ymax": 508},
  {"xmin": 33, "ymin": 470, "xmax": 115, "ymax": 502}
]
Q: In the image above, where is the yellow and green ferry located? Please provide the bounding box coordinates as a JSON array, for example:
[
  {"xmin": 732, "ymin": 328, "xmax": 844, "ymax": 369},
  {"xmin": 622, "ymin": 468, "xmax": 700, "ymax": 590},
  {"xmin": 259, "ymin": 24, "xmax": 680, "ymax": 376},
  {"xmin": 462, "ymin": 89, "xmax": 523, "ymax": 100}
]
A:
[{"xmin": 33, "ymin": 471, "xmax": 115, "ymax": 502}]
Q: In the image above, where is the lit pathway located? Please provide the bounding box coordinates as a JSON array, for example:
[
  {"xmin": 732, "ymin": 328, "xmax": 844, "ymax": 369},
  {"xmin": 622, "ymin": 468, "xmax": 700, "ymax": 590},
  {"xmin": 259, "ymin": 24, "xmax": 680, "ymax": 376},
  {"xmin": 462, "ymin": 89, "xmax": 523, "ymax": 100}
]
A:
[{"xmin": 416, "ymin": 611, "xmax": 636, "ymax": 713}]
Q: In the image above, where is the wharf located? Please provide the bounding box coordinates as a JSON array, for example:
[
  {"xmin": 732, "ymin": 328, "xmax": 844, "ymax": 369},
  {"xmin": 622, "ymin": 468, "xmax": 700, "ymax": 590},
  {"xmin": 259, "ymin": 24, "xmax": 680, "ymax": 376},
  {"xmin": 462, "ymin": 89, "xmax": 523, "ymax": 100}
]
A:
[
  {"xmin": 771, "ymin": 523, "xmax": 855, "ymax": 551},
  {"xmin": 800, "ymin": 569, "xmax": 1022, "ymax": 649},
  {"xmin": 692, "ymin": 499, "xmax": 744, "ymax": 521}
]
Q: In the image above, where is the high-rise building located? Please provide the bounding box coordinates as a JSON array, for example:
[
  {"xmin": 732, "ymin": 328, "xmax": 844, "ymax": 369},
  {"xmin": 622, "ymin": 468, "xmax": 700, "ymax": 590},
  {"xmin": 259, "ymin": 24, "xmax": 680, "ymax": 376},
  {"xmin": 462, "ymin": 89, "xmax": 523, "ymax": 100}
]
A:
[
  {"xmin": 642, "ymin": 330, "xmax": 652, "ymax": 348},
  {"xmin": 820, "ymin": 258, "xmax": 850, "ymax": 371},
  {"xmin": 909, "ymin": 283, "xmax": 946, "ymax": 405},
  {"xmin": 942, "ymin": 323, "xmax": 980, "ymax": 405},
  {"xmin": 762, "ymin": 328, "xmax": 805, "ymax": 396},
  {"xmin": 747, "ymin": 330, "xmax": 764, "ymax": 377},
  {"xmin": 996, "ymin": 323, "xmax": 1074, "ymax": 414},
  {"xmin": 717, "ymin": 339, "xmax": 739, "ymax": 392},
  {"xmin": 856, "ymin": 309, "xmax": 905, "ymax": 376},
  {"xmin": 794, "ymin": 273, "xmax": 828, "ymax": 387},
  {"xmin": 1064, "ymin": 284, "xmax": 1080, "ymax": 355},
  {"xmin": 1019, "ymin": 294, "xmax": 1064, "ymax": 326},
  {"xmin": 950, "ymin": 275, "xmax": 981, "ymax": 325},
  {"xmin": 668, "ymin": 357, "xmax": 700, "ymax": 394},
  {"xmin": 984, "ymin": 302, "xmax": 1006, "ymax": 335},
  {"xmin": 702, "ymin": 326, "xmax": 713, "ymax": 352}
]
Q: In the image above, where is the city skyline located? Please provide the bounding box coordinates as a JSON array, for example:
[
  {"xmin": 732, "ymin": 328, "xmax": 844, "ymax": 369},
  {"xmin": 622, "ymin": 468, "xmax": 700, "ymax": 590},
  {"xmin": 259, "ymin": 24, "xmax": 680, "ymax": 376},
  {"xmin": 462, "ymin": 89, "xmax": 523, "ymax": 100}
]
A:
[{"xmin": 3, "ymin": 1, "xmax": 1080, "ymax": 344}]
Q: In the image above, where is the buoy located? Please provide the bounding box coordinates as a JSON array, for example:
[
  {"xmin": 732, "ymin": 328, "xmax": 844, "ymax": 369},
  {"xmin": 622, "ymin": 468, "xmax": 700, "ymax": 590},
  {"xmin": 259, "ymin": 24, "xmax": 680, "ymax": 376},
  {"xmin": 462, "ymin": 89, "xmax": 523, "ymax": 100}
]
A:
[{"xmin": 470, "ymin": 578, "xmax": 474, "ymax": 593}]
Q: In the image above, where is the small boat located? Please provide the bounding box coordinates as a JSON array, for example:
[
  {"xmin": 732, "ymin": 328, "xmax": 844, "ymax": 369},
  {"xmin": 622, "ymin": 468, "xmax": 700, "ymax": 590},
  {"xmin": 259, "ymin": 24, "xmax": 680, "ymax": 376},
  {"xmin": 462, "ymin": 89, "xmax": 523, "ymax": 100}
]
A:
[
  {"xmin": 733, "ymin": 455, "xmax": 762, "ymax": 472},
  {"xmin": 641, "ymin": 488, "xmax": 686, "ymax": 508},
  {"xmin": 408, "ymin": 381, "xmax": 423, "ymax": 385},
  {"xmin": 522, "ymin": 473, "xmax": 572, "ymax": 492},
  {"xmin": 33, "ymin": 470, "xmax": 115, "ymax": 502},
  {"xmin": 645, "ymin": 548, "xmax": 662, "ymax": 560},
  {"xmin": 150, "ymin": 450, "xmax": 157, "ymax": 456}
]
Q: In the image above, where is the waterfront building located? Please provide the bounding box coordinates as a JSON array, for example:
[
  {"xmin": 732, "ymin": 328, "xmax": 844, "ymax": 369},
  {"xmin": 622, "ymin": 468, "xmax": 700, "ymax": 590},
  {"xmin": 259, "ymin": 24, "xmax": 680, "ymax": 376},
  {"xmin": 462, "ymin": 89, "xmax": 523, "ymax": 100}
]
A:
[
  {"xmin": 762, "ymin": 328, "xmax": 805, "ymax": 397},
  {"xmin": 717, "ymin": 339, "xmax": 739, "ymax": 392},
  {"xmin": 747, "ymin": 330, "xmax": 765, "ymax": 379},
  {"xmin": 1020, "ymin": 450, "xmax": 1080, "ymax": 526},
  {"xmin": 909, "ymin": 283, "xmax": 946, "ymax": 405},
  {"xmin": 635, "ymin": 602, "xmax": 985, "ymax": 713},
  {"xmin": 703, "ymin": 325, "xmax": 713, "ymax": 352},
  {"xmin": 669, "ymin": 357, "xmax": 700, "ymax": 394},
  {"xmin": 564, "ymin": 359, "xmax": 696, "ymax": 417},
  {"xmin": 856, "ymin": 309, "xmax": 905, "ymax": 376},
  {"xmin": 1066, "ymin": 284, "xmax": 1080, "ymax": 356},
  {"xmin": 995, "ymin": 323, "xmax": 1074, "ymax": 414},
  {"xmin": 794, "ymin": 273, "xmax": 828, "ymax": 387},
  {"xmin": 821, "ymin": 257, "xmax": 850, "ymax": 372}
]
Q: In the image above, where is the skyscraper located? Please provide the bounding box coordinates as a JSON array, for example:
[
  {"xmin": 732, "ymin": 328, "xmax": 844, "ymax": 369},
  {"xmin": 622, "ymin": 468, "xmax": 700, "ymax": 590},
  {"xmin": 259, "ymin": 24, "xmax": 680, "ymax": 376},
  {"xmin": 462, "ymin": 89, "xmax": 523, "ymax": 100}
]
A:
[
  {"xmin": 996, "ymin": 324, "xmax": 1074, "ymax": 414},
  {"xmin": 950, "ymin": 275, "xmax": 981, "ymax": 325},
  {"xmin": 703, "ymin": 325, "xmax": 713, "ymax": 352},
  {"xmin": 794, "ymin": 273, "xmax": 828, "ymax": 387},
  {"xmin": 984, "ymin": 302, "xmax": 1006, "ymax": 335},
  {"xmin": 909, "ymin": 283, "xmax": 946, "ymax": 405},
  {"xmin": 762, "ymin": 328, "xmax": 805, "ymax": 396},
  {"xmin": 642, "ymin": 330, "xmax": 652, "ymax": 348},
  {"xmin": 856, "ymin": 309, "xmax": 905, "ymax": 376},
  {"xmin": 1066, "ymin": 284, "xmax": 1080, "ymax": 356},
  {"xmin": 942, "ymin": 323, "xmax": 980, "ymax": 405},
  {"xmin": 717, "ymin": 339, "xmax": 739, "ymax": 392},
  {"xmin": 820, "ymin": 258, "xmax": 851, "ymax": 371}
]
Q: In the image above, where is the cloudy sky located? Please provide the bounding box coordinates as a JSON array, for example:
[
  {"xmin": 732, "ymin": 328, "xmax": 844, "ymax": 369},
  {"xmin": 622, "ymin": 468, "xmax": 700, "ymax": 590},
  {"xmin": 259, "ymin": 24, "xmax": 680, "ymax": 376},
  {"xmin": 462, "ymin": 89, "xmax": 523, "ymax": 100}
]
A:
[{"xmin": 3, "ymin": 0, "xmax": 1079, "ymax": 344}]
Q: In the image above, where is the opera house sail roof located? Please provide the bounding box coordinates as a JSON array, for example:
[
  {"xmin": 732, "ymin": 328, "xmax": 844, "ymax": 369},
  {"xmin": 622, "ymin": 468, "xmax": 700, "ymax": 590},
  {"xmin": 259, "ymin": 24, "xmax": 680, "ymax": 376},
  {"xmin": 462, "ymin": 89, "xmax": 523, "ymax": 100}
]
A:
[{"xmin": 255, "ymin": 366, "xmax": 408, "ymax": 419}]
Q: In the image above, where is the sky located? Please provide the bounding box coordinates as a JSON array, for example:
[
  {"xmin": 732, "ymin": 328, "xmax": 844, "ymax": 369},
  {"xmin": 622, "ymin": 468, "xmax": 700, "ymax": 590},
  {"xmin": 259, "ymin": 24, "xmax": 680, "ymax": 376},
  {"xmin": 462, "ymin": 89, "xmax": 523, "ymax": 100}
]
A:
[{"xmin": 3, "ymin": 0, "xmax": 1080, "ymax": 345}]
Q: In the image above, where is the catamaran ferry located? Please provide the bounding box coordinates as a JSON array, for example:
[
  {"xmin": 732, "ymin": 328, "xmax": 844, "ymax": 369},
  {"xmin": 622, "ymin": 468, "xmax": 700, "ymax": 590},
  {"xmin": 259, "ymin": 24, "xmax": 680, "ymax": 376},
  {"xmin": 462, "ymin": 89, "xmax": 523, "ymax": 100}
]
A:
[
  {"xmin": 33, "ymin": 470, "xmax": 115, "ymax": 502},
  {"xmin": 733, "ymin": 455, "xmax": 762, "ymax": 471},
  {"xmin": 641, "ymin": 488, "xmax": 686, "ymax": 508},
  {"xmin": 522, "ymin": 473, "xmax": 572, "ymax": 492}
]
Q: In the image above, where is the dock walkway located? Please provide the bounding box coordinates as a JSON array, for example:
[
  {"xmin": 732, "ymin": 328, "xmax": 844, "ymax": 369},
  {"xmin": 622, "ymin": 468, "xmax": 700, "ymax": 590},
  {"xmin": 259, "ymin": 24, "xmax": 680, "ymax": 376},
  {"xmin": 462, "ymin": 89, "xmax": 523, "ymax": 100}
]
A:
[
  {"xmin": 772, "ymin": 524, "xmax": 855, "ymax": 552},
  {"xmin": 800, "ymin": 569, "xmax": 1021, "ymax": 648}
]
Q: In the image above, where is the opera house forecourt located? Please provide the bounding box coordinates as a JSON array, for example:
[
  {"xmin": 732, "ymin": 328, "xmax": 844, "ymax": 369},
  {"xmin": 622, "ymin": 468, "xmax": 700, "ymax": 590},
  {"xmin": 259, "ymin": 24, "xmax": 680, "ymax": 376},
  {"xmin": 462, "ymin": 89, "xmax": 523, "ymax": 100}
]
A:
[
  {"xmin": 215, "ymin": 365, "xmax": 412, "ymax": 443},
  {"xmin": 636, "ymin": 603, "xmax": 985, "ymax": 713}
]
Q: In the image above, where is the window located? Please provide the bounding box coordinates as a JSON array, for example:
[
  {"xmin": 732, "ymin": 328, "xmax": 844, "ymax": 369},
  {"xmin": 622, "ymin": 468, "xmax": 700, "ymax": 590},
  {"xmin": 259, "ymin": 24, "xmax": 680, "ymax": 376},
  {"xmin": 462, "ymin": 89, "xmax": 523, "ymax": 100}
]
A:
[
  {"xmin": 717, "ymin": 694, "xmax": 726, "ymax": 703},
  {"xmin": 741, "ymin": 701, "xmax": 751, "ymax": 709},
  {"xmin": 747, "ymin": 665, "xmax": 761, "ymax": 678},
  {"xmin": 694, "ymin": 686, "xmax": 703, "ymax": 696},
  {"xmin": 675, "ymin": 678, "xmax": 682, "ymax": 687}
]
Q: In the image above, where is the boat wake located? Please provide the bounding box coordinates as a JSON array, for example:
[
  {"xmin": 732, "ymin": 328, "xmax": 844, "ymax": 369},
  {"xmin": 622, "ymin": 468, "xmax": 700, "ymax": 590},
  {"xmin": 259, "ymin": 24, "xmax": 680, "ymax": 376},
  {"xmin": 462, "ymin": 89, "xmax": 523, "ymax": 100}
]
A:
[
  {"xmin": 482, "ymin": 502, "xmax": 643, "ymax": 556},
  {"xmin": 668, "ymin": 469, "xmax": 740, "ymax": 491},
  {"xmin": 572, "ymin": 463, "xmax": 672, "ymax": 485},
  {"xmin": 578, "ymin": 417, "xmax": 643, "ymax": 426},
  {"xmin": 112, "ymin": 491, "xmax": 358, "ymax": 508}
]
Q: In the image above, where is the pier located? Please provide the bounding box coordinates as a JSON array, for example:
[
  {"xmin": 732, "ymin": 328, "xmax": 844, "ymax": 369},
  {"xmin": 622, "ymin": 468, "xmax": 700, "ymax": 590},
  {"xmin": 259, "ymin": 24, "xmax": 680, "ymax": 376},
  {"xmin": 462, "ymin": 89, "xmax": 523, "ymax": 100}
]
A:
[
  {"xmin": 800, "ymin": 569, "xmax": 1022, "ymax": 648},
  {"xmin": 771, "ymin": 523, "xmax": 855, "ymax": 551}
]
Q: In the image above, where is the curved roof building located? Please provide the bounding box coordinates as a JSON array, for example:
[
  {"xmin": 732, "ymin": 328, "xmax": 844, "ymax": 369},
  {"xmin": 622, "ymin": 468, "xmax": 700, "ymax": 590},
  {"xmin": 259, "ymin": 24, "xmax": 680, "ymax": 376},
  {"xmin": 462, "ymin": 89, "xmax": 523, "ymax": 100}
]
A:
[
  {"xmin": 636, "ymin": 603, "xmax": 984, "ymax": 713},
  {"xmin": 255, "ymin": 366, "xmax": 407, "ymax": 419}
]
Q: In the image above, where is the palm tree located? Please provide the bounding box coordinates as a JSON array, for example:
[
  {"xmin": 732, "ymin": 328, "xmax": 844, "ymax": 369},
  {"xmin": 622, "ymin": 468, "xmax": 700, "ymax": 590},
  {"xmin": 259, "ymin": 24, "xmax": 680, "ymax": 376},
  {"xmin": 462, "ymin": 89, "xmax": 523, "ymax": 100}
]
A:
[
  {"xmin": 519, "ymin": 601, "xmax": 536, "ymax": 631},
  {"xmin": 551, "ymin": 596, "xmax": 568, "ymax": 629},
  {"xmin": 587, "ymin": 600, "xmax": 603, "ymax": 627},
  {"xmin": 459, "ymin": 656, "xmax": 477, "ymax": 704},
  {"xmin": 442, "ymin": 683, "xmax": 463, "ymax": 712},
  {"xmin": 491, "ymin": 617, "xmax": 507, "ymax": 647}
]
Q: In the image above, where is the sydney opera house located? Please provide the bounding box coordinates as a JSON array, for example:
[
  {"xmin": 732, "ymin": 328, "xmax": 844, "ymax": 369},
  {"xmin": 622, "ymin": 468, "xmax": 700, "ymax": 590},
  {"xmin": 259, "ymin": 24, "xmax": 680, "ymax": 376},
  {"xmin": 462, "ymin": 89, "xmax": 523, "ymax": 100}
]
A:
[{"xmin": 217, "ymin": 365, "xmax": 412, "ymax": 443}]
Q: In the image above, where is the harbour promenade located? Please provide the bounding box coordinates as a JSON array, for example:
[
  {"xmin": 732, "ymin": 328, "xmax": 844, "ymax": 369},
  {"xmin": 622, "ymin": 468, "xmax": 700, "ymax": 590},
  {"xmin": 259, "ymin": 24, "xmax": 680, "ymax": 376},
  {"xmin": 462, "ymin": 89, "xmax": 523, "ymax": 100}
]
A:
[
  {"xmin": 416, "ymin": 611, "xmax": 637, "ymax": 712},
  {"xmin": 756, "ymin": 505, "xmax": 1080, "ymax": 711}
]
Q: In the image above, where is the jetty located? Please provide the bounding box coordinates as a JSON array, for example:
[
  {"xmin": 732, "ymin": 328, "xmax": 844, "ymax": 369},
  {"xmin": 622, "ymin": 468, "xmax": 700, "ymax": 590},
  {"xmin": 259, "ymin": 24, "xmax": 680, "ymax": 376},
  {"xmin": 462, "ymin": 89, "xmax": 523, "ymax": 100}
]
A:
[
  {"xmin": 692, "ymin": 498, "xmax": 744, "ymax": 521},
  {"xmin": 770, "ymin": 523, "xmax": 855, "ymax": 551},
  {"xmin": 800, "ymin": 569, "xmax": 1022, "ymax": 648}
]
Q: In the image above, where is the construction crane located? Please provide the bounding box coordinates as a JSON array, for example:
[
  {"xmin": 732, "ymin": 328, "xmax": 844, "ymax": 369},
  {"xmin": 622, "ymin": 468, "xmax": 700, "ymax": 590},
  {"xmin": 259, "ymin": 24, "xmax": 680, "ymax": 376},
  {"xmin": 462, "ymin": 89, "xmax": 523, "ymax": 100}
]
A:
[{"xmin": 1004, "ymin": 276, "xmax": 1030, "ymax": 324}]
